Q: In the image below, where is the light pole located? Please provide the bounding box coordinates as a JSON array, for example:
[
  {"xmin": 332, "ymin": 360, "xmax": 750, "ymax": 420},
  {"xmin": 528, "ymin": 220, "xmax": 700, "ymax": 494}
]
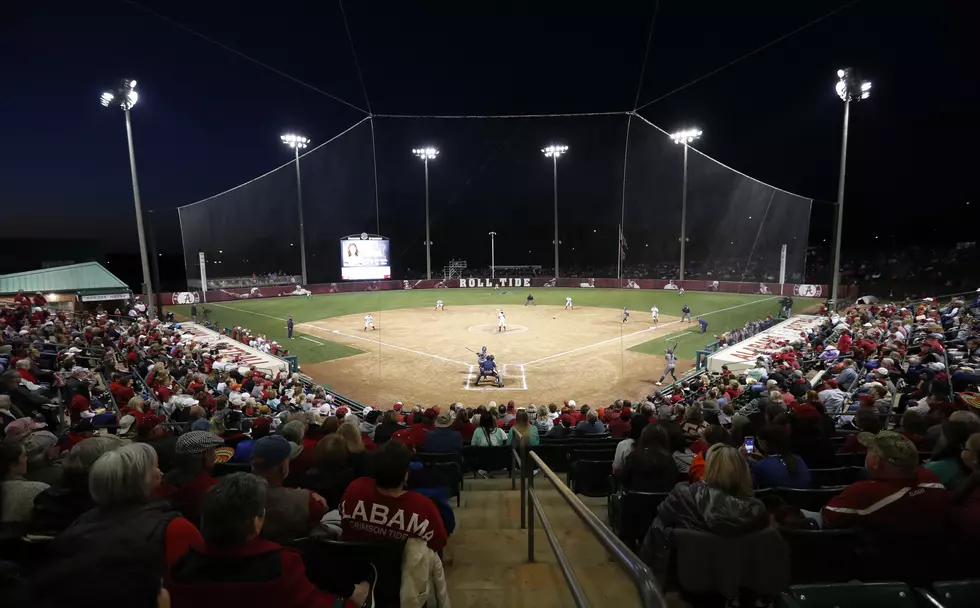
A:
[
  {"xmin": 281, "ymin": 134, "xmax": 310, "ymax": 285},
  {"xmin": 542, "ymin": 145, "xmax": 568, "ymax": 279},
  {"xmin": 101, "ymin": 79, "xmax": 155, "ymax": 319},
  {"xmin": 413, "ymin": 147, "xmax": 439, "ymax": 280},
  {"xmin": 489, "ymin": 231, "xmax": 497, "ymax": 279},
  {"xmin": 670, "ymin": 128, "xmax": 702, "ymax": 281},
  {"xmin": 830, "ymin": 68, "xmax": 871, "ymax": 308}
]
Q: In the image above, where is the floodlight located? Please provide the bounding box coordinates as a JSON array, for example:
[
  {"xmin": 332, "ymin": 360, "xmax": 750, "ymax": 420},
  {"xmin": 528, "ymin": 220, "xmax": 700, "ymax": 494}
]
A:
[
  {"xmin": 99, "ymin": 78, "xmax": 139, "ymax": 110},
  {"xmin": 280, "ymin": 134, "xmax": 309, "ymax": 149},
  {"xmin": 542, "ymin": 145, "xmax": 568, "ymax": 158},
  {"xmin": 670, "ymin": 128, "xmax": 703, "ymax": 145},
  {"xmin": 835, "ymin": 68, "xmax": 872, "ymax": 103},
  {"xmin": 413, "ymin": 147, "xmax": 439, "ymax": 160}
]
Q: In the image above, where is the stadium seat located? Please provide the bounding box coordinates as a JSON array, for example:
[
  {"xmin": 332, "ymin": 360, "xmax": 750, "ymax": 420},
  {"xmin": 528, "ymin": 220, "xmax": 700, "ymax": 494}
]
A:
[
  {"xmin": 777, "ymin": 527, "xmax": 861, "ymax": 584},
  {"xmin": 771, "ymin": 487, "xmax": 845, "ymax": 511},
  {"xmin": 415, "ymin": 461, "xmax": 463, "ymax": 507},
  {"xmin": 924, "ymin": 580, "xmax": 980, "ymax": 608},
  {"xmin": 289, "ymin": 537, "xmax": 406, "ymax": 607},
  {"xmin": 569, "ymin": 458, "xmax": 614, "ymax": 497},
  {"xmin": 567, "ymin": 448, "xmax": 616, "ymax": 488},
  {"xmin": 414, "ymin": 451, "xmax": 463, "ymax": 465},
  {"xmin": 672, "ymin": 527, "xmax": 790, "ymax": 600},
  {"xmin": 532, "ymin": 443, "xmax": 573, "ymax": 473},
  {"xmin": 778, "ymin": 582, "xmax": 918, "ymax": 608},
  {"xmin": 614, "ymin": 491, "xmax": 670, "ymax": 552},
  {"xmin": 808, "ymin": 467, "xmax": 856, "ymax": 488},
  {"xmin": 461, "ymin": 445, "xmax": 512, "ymax": 478}
]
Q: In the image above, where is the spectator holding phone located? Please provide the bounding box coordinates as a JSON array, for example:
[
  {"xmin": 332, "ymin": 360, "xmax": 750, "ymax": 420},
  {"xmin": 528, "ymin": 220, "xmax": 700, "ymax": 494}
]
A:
[{"xmin": 747, "ymin": 426, "xmax": 812, "ymax": 489}]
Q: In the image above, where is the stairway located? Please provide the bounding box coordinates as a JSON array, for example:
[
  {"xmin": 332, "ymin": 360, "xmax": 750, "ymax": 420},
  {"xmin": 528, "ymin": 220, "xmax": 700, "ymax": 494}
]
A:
[{"xmin": 443, "ymin": 476, "xmax": 648, "ymax": 608}]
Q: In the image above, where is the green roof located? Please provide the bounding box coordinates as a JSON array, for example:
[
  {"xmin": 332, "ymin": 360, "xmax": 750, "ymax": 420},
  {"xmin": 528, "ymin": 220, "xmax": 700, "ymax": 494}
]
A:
[{"xmin": 0, "ymin": 262, "xmax": 129, "ymax": 296}]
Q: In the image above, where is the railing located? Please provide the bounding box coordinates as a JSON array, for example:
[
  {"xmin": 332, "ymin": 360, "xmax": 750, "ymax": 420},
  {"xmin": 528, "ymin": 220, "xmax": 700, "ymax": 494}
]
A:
[{"xmin": 510, "ymin": 432, "xmax": 667, "ymax": 608}]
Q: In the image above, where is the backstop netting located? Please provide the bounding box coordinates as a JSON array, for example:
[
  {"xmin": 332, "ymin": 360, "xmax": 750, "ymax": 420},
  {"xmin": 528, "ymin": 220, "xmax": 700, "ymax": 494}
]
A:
[{"xmin": 177, "ymin": 113, "xmax": 812, "ymax": 288}]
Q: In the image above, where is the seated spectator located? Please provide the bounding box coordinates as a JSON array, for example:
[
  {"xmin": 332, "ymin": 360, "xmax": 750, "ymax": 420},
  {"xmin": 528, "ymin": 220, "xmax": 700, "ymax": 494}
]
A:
[
  {"xmin": 575, "ymin": 409, "xmax": 606, "ymax": 436},
  {"xmin": 1, "ymin": 441, "xmax": 49, "ymax": 523},
  {"xmin": 748, "ymin": 426, "xmax": 812, "ymax": 489},
  {"xmin": 109, "ymin": 374, "xmax": 136, "ymax": 406},
  {"xmin": 838, "ymin": 408, "xmax": 881, "ymax": 454},
  {"xmin": 924, "ymin": 420, "xmax": 974, "ymax": 489},
  {"xmin": 508, "ymin": 408, "xmax": 540, "ymax": 447},
  {"xmin": 641, "ymin": 444, "xmax": 769, "ymax": 578},
  {"xmin": 136, "ymin": 414, "xmax": 178, "ymax": 472},
  {"xmin": 281, "ymin": 420, "xmax": 314, "ymax": 487},
  {"xmin": 822, "ymin": 431, "xmax": 949, "ymax": 533},
  {"xmin": 950, "ymin": 433, "xmax": 980, "ymax": 538},
  {"xmin": 667, "ymin": 423, "xmax": 696, "ymax": 475},
  {"xmin": 534, "ymin": 406, "xmax": 554, "ymax": 435},
  {"xmin": 471, "ymin": 411, "xmax": 506, "ymax": 446},
  {"xmin": 157, "ymin": 431, "xmax": 224, "ymax": 525},
  {"xmin": 621, "ymin": 424, "xmax": 679, "ymax": 492},
  {"xmin": 374, "ymin": 409, "xmax": 405, "ymax": 445},
  {"xmin": 250, "ymin": 435, "xmax": 328, "ymax": 544},
  {"xmin": 613, "ymin": 414, "xmax": 649, "ymax": 474},
  {"xmin": 167, "ymin": 473, "xmax": 364, "ymax": 607},
  {"xmin": 1, "ymin": 370, "xmax": 54, "ymax": 427},
  {"xmin": 338, "ymin": 422, "xmax": 374, "ymax": 477},
  {"xmin": 230, "ymin": 417, "xmax": 272, "ymax": 464},
  {"xmin": 303, "ymin": 434, "xmax": 357, "ymax": 511},
  {"xmin": 546, "ymin": 413, "xmax": 575, "ymax": 439},
  {"xmin": 898, "ymin": 410, "xmax": 934, "ymax": 451},
  {"xmin": 681, "ymin": 405, "xmax": 709, "ymax": 441},
  {"xmin": 451, "ymin": 407, "xmax": 477, "ymax": 442},
  {"xmin": 48, "ymin": 442, "xmax": 203, "ymax": 568},
  {"xmin": 424, "ymin": 410, "xmax": 464, "ymax": 454},
  {"xmin": 33, "ymin": 436, "xmax": 123, "ymax": 532},
  {"xmin": 689, "ymin": 425, "xmax": 731, "ymax": 482},
  {"xmin": 608, "ymin": 408, "xmax": 632, "ymax": 439},
  {"xmin": 339, "ymin": 440, "xmax": 447, "ymax": 552}
]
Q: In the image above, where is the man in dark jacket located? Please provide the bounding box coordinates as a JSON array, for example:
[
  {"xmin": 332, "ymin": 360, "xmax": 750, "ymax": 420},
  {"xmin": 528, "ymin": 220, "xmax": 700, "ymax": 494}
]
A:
[
  {"xmin": 546, "ymin": 414, "xmax": 575, "ymax": 438},
  {"xmin": 423, "ymin": 410, "xmax": 463, "ymax": 454},
  {"xmin": 167, "ymin": 473, "xmax": 367, "ymax": 607}
]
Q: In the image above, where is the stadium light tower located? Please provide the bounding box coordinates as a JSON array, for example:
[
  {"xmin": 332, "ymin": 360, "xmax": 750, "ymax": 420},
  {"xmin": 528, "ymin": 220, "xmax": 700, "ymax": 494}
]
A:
[
  {"xmin": 100, "ymin": 79, "xmax": 155, "ymax": 319},
  {"xmin": 413, "ymin": 147, "xmax": 439, "ymax": 280},
  {"xmin": 281, "ymin": 134, "xmax": 310, "ymax": 285},
  {"xmin": 829, "ymin": 68, "xmax": 871, "ymax": 309},
  {"xmin": 489, "ymin": 231, "xmax": 497, "ymax": 279},
  {"xmin": 542, "ymin": 145, "xmax": 568, "ymax": 279},
  {"xmin": 670, "ymin": 128, "xmax": 702, "ymax": 281}
]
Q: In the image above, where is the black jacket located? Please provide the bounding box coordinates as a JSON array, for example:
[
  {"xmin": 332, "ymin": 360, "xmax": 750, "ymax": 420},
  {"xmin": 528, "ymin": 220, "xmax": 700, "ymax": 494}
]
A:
[{"xmin": 641, "ymin": 481, "xmax": 768, "ymax": 584}]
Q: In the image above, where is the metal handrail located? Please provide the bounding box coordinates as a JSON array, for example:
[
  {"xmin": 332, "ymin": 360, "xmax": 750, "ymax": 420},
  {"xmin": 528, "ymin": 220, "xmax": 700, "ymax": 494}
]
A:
[{"xmin": 512, "ymin": 430, "xmax": 667, "ymax": 608}]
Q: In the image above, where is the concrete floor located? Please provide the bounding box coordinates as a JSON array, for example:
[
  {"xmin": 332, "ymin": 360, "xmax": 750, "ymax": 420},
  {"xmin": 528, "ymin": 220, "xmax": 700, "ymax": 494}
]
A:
[{"xmin": 442, "ymin": 476, "xmax": 649, "ymax": 608}]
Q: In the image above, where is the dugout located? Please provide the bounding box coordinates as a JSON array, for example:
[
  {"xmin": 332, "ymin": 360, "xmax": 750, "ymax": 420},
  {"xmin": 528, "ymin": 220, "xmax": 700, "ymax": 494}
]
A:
[{"xmin": 0, "ymin": 262, "xmax": 132, "ymax": 311}]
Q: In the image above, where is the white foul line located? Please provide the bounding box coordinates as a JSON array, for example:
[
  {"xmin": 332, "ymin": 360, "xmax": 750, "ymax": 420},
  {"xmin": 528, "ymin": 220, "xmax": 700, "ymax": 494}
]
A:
[
  {"xmin": 518, "ymin": 296, "xmax": 778, "ymax": 367},
  {"xmin": 299, "ymin": 336, "xmax": 324, "ymax": 345}
]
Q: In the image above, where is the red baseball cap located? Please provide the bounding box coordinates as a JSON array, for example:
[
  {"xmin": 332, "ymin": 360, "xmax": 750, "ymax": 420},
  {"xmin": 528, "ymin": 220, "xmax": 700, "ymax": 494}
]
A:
[
  {"xmin": 336, "ymin": 406, "xmax": 348, "ymax": 417},
  {"xmin": 393, "ymin": 402, "xmax": 403, "ymax": 411},
  {"xmin": 423, "ymin": 408, "xmax": 437, "ymax": 419}
]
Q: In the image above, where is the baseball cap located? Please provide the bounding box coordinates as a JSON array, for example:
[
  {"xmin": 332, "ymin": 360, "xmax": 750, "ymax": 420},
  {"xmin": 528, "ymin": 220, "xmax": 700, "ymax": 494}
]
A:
[
  {"xmin": 435, "ymin": 410, "xmax": 454, "ymax": 428},
  {"xmin": 251, "ymin": 417, "xmax": 273, "ymax": 435},
  {"xmin": 252, "ymin": 435, "xmax": 300, "ymax": 469},
  {"xmin": 393, "ymin": 401, "xmax": 403, "ymax": 411},
  {"xmin": 4, "ymin": 418, "xmax": 47, "ymax": 442},
  {"xmin": 191, "ymin": 418, "xmax": 212, "ymax": 431},
  {"xmin": 176, "ymin": 431, "xmax": 226, "ymax": 456},
  {"xmin": 423, "ymin": 408, "xmax": 437, "ymax": 420},
  {"xmin": 118, "ymin": 414, "xmax": 137, "ymax": 435},
  {"xmin": 858, "ymin": 431, "xmax": 918, "ymax": 469},
  {"xmin": 336, "ymin": 406, "xmax": 348, "ymax": 418}
]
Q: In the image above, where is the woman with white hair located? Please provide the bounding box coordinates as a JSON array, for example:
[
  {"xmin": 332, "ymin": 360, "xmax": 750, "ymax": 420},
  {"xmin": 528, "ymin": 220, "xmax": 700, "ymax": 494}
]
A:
[
  {"xmin": 49, "ymin": 442, "xmax": 202, "ymax": 568},
  {"xmin": 33, "ymin": 436, "xmax": 124, "ymax": 532},
  {"xmin": 534, "ymin": 405, "xmax": 553, "ymax": 435}
]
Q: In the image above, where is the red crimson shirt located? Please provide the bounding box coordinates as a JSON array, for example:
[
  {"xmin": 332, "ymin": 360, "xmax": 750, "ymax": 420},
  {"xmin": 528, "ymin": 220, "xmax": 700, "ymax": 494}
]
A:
[
  {"xmin": 339, "ymin": 477, "xmax": 447, "ymax": 551},
  {"xmin": 822, "ymin": 468, "xmax": 950, "ymax": 533}
]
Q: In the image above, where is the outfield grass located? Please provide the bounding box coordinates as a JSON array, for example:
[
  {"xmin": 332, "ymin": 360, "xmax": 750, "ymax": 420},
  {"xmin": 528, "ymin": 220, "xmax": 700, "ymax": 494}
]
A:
[{"xmin": 167, "ymin": 289, "xmax": 809, "ymax": 365}]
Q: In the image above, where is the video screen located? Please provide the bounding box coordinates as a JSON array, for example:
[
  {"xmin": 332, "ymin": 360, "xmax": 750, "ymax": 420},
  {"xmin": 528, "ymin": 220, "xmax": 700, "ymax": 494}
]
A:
[{"xmin": 340, "ymin": 238, "xmax": 391, "ymax": 280}]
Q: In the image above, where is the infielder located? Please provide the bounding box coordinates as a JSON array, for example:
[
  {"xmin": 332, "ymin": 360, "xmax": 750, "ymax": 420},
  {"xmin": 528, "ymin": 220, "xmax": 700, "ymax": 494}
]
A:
[
  {"xmin": 435, "ymin": 299, "xmax": 444, "ymax": 310},
  {"xmin": 622, "ymin": 306, "xmax": 630, "ymax": 323},
  {"xmin": 656, "ymin": 347, "xmax": 678, "ymax": 386},
  {"xmin": 497, "ymin": 310, "xmax": 507, "ymax": 332},
  {"xmin": 364, "ymin": 314, "xmax": 376, "ymax": 331},
  {"xmin": 678, "ymin": 287, "xmax": 685, "ymax": 296},
  {"xmin": 565, "ymin": 296, "xmax": 573, "ymax": 310},
  {"xmin": 681, "ymin": 304, "xmax": 692, "ymax": 323},
  {"xmin": 525, "ymin": 293, "xmax": 536, "ymax": 306},
  {"xmin": 651, "ymin": 305, "xmax": 659, "ymax": 323}
]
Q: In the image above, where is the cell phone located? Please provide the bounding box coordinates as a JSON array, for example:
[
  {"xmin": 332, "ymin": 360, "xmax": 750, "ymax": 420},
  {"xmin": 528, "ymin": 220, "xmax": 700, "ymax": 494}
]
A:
[{"xmin": 744, "ymin": 437, "xmax": 755, "ymax": 454}]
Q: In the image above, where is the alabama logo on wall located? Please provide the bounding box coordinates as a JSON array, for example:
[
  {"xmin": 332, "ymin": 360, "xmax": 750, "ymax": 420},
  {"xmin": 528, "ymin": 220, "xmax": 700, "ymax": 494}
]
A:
[
  {"xmin": 793, "ymin": 284, "xmax": 822, "ymax": 297},
  {"xmin": 171, "ymin": 292, "xmax": 200, "ymax": 305}
]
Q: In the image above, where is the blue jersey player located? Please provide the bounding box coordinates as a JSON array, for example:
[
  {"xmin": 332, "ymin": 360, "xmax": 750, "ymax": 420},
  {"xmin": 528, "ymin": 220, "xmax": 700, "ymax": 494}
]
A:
[
  {"xmin": 476, "ymin": 354, "xmax": 504, "ymax": 387},
  {"xmin": 698, "ymin": 316, "xmax": 708, "ymax": 334}
]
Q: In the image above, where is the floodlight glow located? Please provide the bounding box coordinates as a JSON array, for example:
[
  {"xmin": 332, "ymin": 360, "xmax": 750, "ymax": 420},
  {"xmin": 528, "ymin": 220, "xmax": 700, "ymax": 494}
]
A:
[
  {"xmin": 100, "ymin": 79, "xmax": 139, "ymax": 110},
  {"xmin": 280, "ymin": 134, "xmax": 309, "ymax": 149},
  {"xmin": 100, "ymin": 92, "xmax": 114, "ymax": 107},
  {"xmin": 837, "ymin": 69, "xmax": 845, "ymax": 78},
  {"xmin": 861, "ymin": 82, "xmax": 872, "ymax": 91},
  {"xmin": 836, "ymin": 68, "xmax": 872, "ymax": 103},
  {"xmin": 413, "ymin": 147, "xmax": 439, "ymax": 160},
  {"xmin": 541, "ymin": 145, "xmax": 568, "ymax": 158},
  {"xmin": 670, "ymin": 128, "xmax": 703, "ymax": 145}
]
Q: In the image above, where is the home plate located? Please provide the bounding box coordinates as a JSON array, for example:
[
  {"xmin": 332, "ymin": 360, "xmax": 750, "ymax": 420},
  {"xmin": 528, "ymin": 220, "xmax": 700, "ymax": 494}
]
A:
[
  {"xmin": 332, "ymin": 330, "xmax": 340, "ymax": 334},
  {"xmin": 464, "ymin": 364, "xmax": 528, "ymax": 391}
]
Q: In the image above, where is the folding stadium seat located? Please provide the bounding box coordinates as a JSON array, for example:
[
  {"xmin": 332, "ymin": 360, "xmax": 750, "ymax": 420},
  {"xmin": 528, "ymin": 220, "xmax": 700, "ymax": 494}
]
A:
[
  {"xmin": 777, "ymin": 527, "xmax": 861, "ymax": 584},
  {"xmin": 461, "ymin": 445, "xmax": 512, "ymax": 478},
  {"xmin": 613, "ymin": 491, "xmax": 670, "ymax": 552},
  {"xmin": 569, "ymin": 458, "xmax": 614, "ymax": 497},
  {"xmin": 412, "ymin": 461, "xmax": 463, "ymax": 507},
  {"xmin": 672, "ymin": 527, "xmax": 790, "ymax": 601},
  {"xmin": 924, "ymin": 580, "xmax": 980, "ymax": 608},
  {"xmin": 807, "ymin": 467, "xmax": 857, "ymax": 488},
  {"xmin": 567, "ymin": 448, "xmax": 617, "ymax": 489},
  {"xmin": 771, "ymin": 487, "xmax": 845, "ymax": 512},
  {"xmin": 289, "ymin": 537, "xmax": 406, "ymax": 607},
  {"xmin": 777, "ymin": 582, "xmax": 918, "ymax": 608},
  {"xmin": 531, "ymin": 443, "xmax": 573, "ymax": 473}
]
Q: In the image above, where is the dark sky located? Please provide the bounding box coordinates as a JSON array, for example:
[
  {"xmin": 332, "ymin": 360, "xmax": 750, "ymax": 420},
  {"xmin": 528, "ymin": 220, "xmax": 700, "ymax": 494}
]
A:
[{"xmin": 2, "ymin": 0, "xmax": 976, "ymax": 281}]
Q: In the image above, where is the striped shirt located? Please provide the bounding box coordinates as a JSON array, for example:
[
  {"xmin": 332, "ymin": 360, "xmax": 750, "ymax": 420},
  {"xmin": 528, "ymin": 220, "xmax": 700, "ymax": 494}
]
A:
[{"xmin": 822, "ymin": 468, "xmax": 950, "ymax": 532}]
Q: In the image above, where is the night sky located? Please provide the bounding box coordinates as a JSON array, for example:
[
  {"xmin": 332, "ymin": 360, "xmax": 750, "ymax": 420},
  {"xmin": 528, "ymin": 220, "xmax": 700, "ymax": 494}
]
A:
[{"xmin": 2, "ymin": 0, "xmax": 976, "ymax": 283}]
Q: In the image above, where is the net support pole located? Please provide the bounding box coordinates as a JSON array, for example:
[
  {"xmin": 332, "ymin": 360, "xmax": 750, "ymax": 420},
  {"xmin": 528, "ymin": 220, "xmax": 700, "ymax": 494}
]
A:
[
  {"xmin": 294, "ymin": 146, "xmax": 308, "ymax": 286},
  {"xmin": 425, "ymin": 157, "xmax": 432, "ymax": 280},
  {"xmin": 679, "ymin": 142, "xmax": 689, "ymax": 281},
  {"xmin": 779, "ymin": 244, "xmax": 787, "ymax": 292},
  {"xmin": 830, "ymin": 99, "xmax": 850, "ymax": 307},
  {"xmin": 489, "ymin": 231, "xmax": 497, "ymax": 279},
  {"xmin": 553, "ymin": 155, "xmax": 559, "ymax": 280},
  {"xmin": 124, "ymin": 106, "xmax": 155, "ymax": 319}
]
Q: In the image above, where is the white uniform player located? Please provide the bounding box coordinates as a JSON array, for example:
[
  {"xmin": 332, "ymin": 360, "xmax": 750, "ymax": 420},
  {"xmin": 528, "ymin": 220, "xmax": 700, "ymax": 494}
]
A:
[
  {"xmin": 564, "ymin": 296, "xmax": 573, "ymax": 310},
  {"xmin": 651, "ymin": 305, "xmax": 659, "ymax": 323},
  {"xmin": 497, "ymin": 310, "xmax": 506, "ymax": 332},
  {"xmin": 678, "ymin": 287, "xmax": 685, "ymax": 296},
  {"xmin": 364, "ymin": 314, "xmax": 375, "ymax": 331},
  {"xmin": 435, "ymin": 299, "xmax": 444, "ymax": 310}
]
